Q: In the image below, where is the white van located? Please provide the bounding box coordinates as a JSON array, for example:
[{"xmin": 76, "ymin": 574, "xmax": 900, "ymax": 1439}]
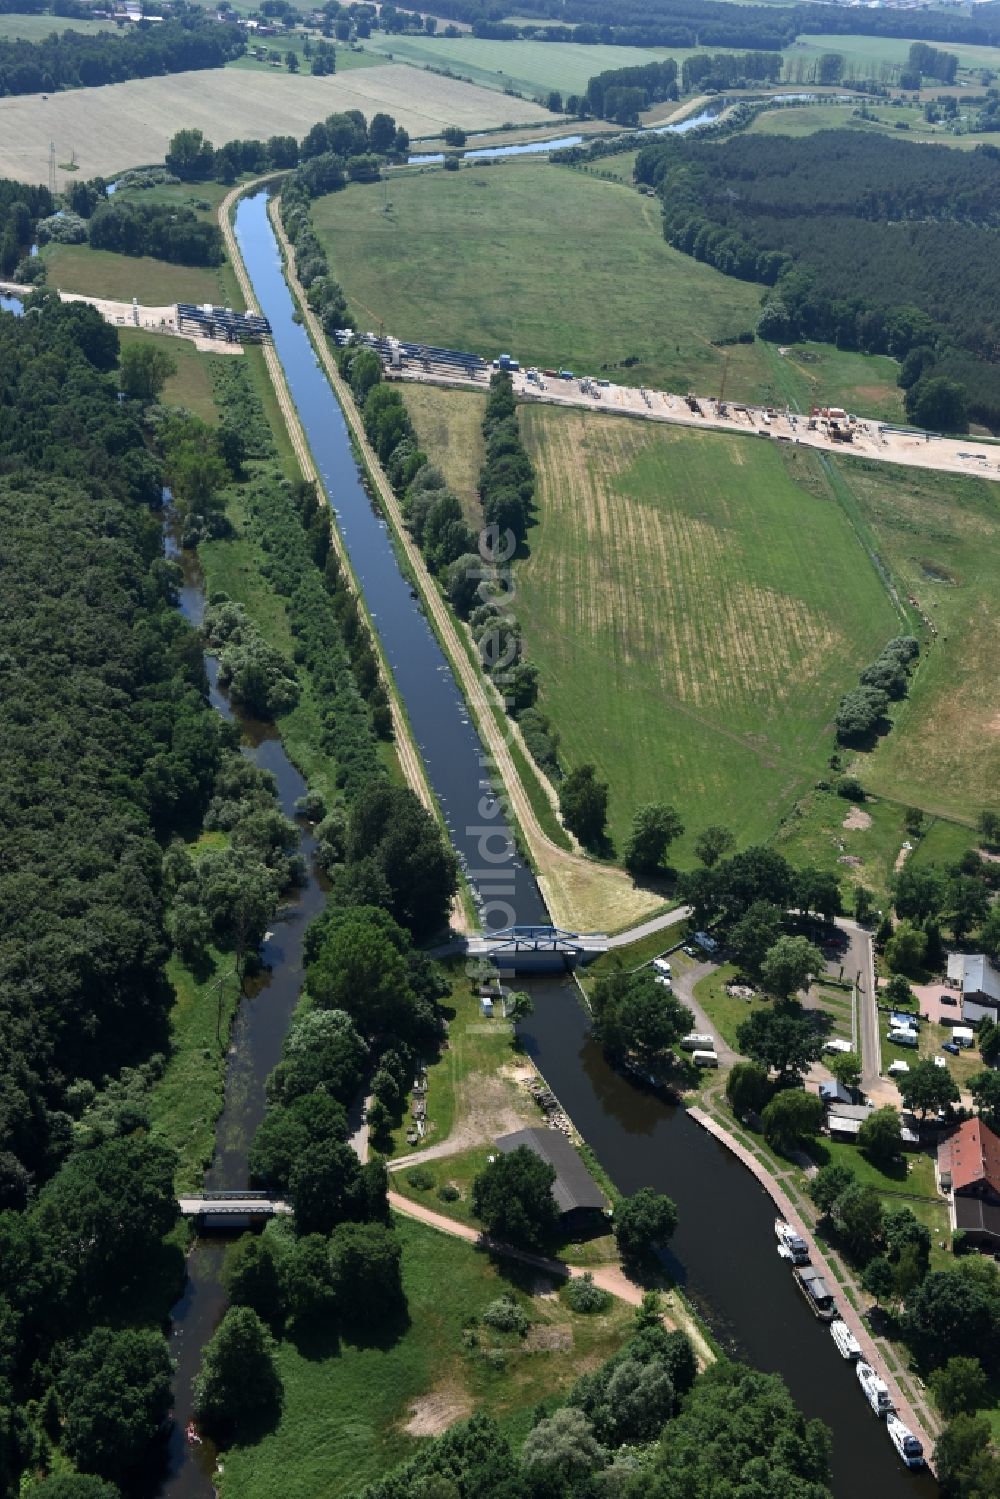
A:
[
  {"xmin": 692, "ymin": 1049, "xmax": 719, "ymax": 1068},
  {"xmin": 888, "ymin": 1028, "xmax": 919, "ymax": 1048},
  {"xmin": 887, "ymin": 1060, "xmax": 910, "ymax": 1077},
  {"xmin": 681, "ymin": 1033, "xmax": 714, "ymax": 1052}
]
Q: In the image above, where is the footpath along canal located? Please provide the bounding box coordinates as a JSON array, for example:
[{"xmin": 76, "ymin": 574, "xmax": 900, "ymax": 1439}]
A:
[{"xmin": 159, "ymin": 189, "xmax": 938, "ymax": 1499}]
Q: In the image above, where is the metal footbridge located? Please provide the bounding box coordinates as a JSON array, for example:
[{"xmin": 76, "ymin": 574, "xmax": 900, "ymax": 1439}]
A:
[
  {"xmin": 464, "ymin": 924, "xmax": 608, "ymax": 970},
  {"xmin": 178, "ymin": 1191, "xmax": 291, "ymax": 1222}
]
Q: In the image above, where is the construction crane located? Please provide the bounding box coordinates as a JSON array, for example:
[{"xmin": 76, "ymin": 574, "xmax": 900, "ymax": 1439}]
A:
[{"xmin": 717, "ymin": 350, "xmax": 731, "ymax": 417}]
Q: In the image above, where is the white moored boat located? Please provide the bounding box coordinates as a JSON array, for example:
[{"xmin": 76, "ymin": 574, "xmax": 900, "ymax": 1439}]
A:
[
  {"xmin": 774, "ymin": 1218, "xmax": 810, "ymax": 1265},
  {"xmin": 886, "ymin": 1413, "xmax": 924, "ymax": 1468},
  {"xmin": 857, "ymin": 1360, "xmax": 895, "ymax": 1416},
  {"xmin": 831, "ymin": 1319, "xmax": 862, "ymax": 1360}
]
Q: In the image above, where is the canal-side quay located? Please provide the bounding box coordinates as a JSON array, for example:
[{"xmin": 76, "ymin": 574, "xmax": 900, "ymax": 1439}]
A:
[
  {"xmin": 210, "ymin": 182, "xmax": 941, "ymax": 1499},
  {"xmin": 688, "ymin": 1106, "xmax": 936, "ymax": 1473}
]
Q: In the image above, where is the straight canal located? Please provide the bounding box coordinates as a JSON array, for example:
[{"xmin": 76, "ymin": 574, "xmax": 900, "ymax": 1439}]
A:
[{"xmin": 159, "ymin": 191, "xmax": 938, "ymax": 1498}]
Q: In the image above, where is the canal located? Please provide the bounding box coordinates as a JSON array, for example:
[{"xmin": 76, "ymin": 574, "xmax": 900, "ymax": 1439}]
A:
[{"xmin": 162, "ymin": 189, "xmax": 937, "ymax": 1499}]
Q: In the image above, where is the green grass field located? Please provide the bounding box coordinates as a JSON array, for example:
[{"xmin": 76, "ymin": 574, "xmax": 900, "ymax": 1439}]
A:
[
  {"xmin": 787, "ymin": 32, "xmax": 1000, "ymax": 75},
  {"xmin": 0, "ymin": 12, "xmax": 115, "ymax": 39},
  {"xmin": 513, "ymin": 406, "xmax": 900, "ymax": 861},
  {"xmin": 313, "ymin": 162, "xmax": 765, "ymax": 395},
  {"xmin": 362, "ymin": 33, "xmax": 677, "ymax": 98},
  {"xmin": 44, "ymin": 240, "xmax": 226, "ymax": 306},
  {"xmin": 217, "ymin": 1215, "xmax": 634, "ymax": 1499},
  {"xmin": 229, "ymin": 36, "xmax": 383, "ymax": 73},
  {"xmin": 118, "ymin": 330, "xmax": 226, "ymax": 422},
  {"xmin": 833, "ymin": 458, "xmax": 1000, "ymax": 822},
  {"xmin": 402, "ymin": 383, "xmax": 485, "ymax": 527},
  {"xmin": 749, "ymin": 98, "xmax": 1000, "ymax": 152}
]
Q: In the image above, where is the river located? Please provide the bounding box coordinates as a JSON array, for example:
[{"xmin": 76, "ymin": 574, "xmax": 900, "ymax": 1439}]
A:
[
  {"xmin": 407, "ymin": 102, "xmax": 724, "ymax": 164},
  {"xmin": 160, "ymin": 534, "xmax": 329, "ymax": 1498}
]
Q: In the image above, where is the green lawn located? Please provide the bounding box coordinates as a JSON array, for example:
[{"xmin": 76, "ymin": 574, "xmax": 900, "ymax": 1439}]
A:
[
  {"xmin": 787, "ymin": 32, "xmax": 1000, "ymax": 75},
  {"xmin": 44, "ymin": 240, "xmax": 226, "ymax": 306},
  {"xmin": 834, "ymin": 457, "xmax": 1000, "ymax": 823},
  {"xmin": 229, "ymin": 36, "xmax": 383, "ymax": 73},
  {"xmin": 312, "ymin": 161, "xmax": 765, "ymax": 396},
  {"xmin": 748, "ymin": 97, "xmax": 1000, "ymax": 152},
  {"xmin": 515, "ymin": 408, "xmax": 901, "ymax": 860},
  {"xmin": 694, "ymin": 964, "xmax": 768, "ymax": 1050},
  {"xmin": 218, "ymin": 1215, "xmax": 635, "ymax": 1499},
  {"xmin": 879, "ymin": 1012, "xmax": 983, "ymax": 1091}
]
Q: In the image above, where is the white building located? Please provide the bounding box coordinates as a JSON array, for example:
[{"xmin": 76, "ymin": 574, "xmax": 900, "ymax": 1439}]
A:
[{"xmin": 947, "ymin": 953, "xmax": 1000, "ymax": 1025}]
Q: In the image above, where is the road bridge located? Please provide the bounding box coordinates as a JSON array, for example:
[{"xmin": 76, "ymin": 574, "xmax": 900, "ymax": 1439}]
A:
[{"xmin": 465, "ymin": 924, "xmax": 608, "ymax": 970}]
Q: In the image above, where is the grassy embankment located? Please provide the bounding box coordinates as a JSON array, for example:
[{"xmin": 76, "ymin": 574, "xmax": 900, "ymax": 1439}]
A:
[
  {"xmin": 748, "ymin": 97, "xmax": 1000, "ymax": 152},
  {"xmin": 218, "ymin": 1213, "xmax": 636, "ymax": 1499}
]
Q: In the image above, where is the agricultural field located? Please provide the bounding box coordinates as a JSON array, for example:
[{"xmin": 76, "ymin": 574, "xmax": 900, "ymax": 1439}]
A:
[
  {"xmin": 786, "ymin": 32, "xmax": 1000, "ymax": 76},
  {"xmin": 362, "ymin": 33, "xmax": 679, "ymax": 99},
  {"xmin": 218, "ymin": 1215, "xmax": 634, "ymax": 1499},
  {"xmin": 0, "ymin": 63, "xmax": 552, "ymax": 184},
  {"xmin": 314, "ymin": 161, "xmax": 765, "ymax": 395},
  {"xmin": 514, "ymin": 406, "xmax": 901, "ymax": 861},
  {"xmin": 44, "ymin": 240, "xmax": 226, "ymax": 305},
  {"xmin": 0, "ymin": 12, "xmax": 116, "ymax": 39},
  {"xmin": 834, "ymin": 458, "xmax": 1000, "ymax": 822}
]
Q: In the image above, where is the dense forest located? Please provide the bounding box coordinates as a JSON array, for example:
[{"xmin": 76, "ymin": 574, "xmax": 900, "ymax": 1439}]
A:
[
  {"xmin": 88, "ymin": 199, "xmax": 224, "ymax": 266},
  {"xmin": 0, "ymin": 13, "xmax": 243, "ymax": 96},
  {"xmin": 419, "ymin": 0, "xmax": 1000, "ymax": 50},
  {"xmin": 634, "ymin": 131, "xmax": 1000, "ymax": 428}
]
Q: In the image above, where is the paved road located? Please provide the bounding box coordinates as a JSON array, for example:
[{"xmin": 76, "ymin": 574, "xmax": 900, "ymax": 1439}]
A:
[
  {"xmin": 835, "ymin": 917, "xmax": 882, "ymax": 1093},
  {"xmin": 607, "ymin": 903, "xmax": 691, "ymax": 947}
]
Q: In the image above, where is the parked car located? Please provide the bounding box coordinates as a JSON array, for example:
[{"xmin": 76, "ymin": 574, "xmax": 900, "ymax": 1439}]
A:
[
  {"xmin": 942, "ymin": 1041, "xmax": 960, "ymax": 1056},
  {"xmin": 693, "ymin": 931, "xmax": 719, "ymax": 954},
  {"xmin": 683, "ymin": 945, "xmax": 699, "ymax": 958},
  {"xmin": 940, "ymin": 995, "xmax": 958, "ymax": 1008},
  {"xmin": 653, "ymin": 957, "xmax": 672, "ymax": 976}
]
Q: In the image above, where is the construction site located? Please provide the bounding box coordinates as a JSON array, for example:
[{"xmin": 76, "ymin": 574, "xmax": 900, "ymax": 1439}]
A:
[{"xmin": 333, "ymin": 327, "xmax": 1000, "ymax": 483}]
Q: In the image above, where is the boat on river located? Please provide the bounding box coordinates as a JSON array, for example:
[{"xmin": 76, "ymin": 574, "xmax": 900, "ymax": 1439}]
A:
[
  {"xmin": 775, "ymin": 1218, "xmax": 810, "ymax": 1265},
  {"xmin": 886, "ymin": 1414, "xmax": 924, "ymax": 1468},
  {"xmin": 830, "ymin": 1319, "xmax": 862, "ymax": 1360},
  {"xmin": 857, "ymin": 1360, "xmax": 895, "ymax": 1416},
  {"xmin": 793, "ymin": 1265, "xmax": 837, "ymax": 1320}
]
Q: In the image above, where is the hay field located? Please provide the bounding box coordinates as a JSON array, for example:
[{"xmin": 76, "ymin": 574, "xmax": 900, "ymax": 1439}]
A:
[
  {"xmin": 363, "ymin": 33, "xmax": 678, "ymax": 98},
  {"xmin": 0, "ymin": 63, "xmax": 552, "ymax": 184},
  {"xmin": 514, "ymin": 406, "xmax": 900, "ymax": 860},
  {"xmin": 0, "ymin": 13, "xmax": 116, "ymax": 39},
  {"xmin": 837, "ymin": 458, "xmax": 1000, "ymax": 821}
]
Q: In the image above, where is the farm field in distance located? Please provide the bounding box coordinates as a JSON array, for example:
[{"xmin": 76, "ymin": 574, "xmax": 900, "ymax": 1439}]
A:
[
  {"xmin": 749, "ymin": 98, "xmax": 1000, "ymax": 152},
  {"xmin": 0, "ymin": 63, "xmax": 552, "ymax": 184},
  {"xmin": 362, "ymin": 33, "xmax": 679, "ymax": 98},
  {"xmin": 513, "ymin": 405, "xmax": 901, "ymax": 861},
  {"xmin": 0, "ymin": 12, "xmax": 116, "ymax": 39}
]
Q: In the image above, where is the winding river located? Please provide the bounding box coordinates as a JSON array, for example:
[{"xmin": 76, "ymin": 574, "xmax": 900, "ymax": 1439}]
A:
[{"xmin": 158, "ymin": 192, "xmax": 937, "ymax": 1498}]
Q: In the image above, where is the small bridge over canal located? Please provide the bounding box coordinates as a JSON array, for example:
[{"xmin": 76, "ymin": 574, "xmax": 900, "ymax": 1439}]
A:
[
  {"xmin": 178, "ymin": 1191, "xmax": 292, "ymax": 1224},
  {"xmin": 464, "ymin": 925, "xmax": 608, "ymax": 971}
]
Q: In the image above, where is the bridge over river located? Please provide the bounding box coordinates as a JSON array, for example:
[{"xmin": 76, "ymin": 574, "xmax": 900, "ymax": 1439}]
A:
[
  {"xmin": 463, "ymin": 924, "xmax": 608, "ymax": 969},
  {"xmin": 177, "ymin": 1191, "xmax": 291, "ymax": 1223}
]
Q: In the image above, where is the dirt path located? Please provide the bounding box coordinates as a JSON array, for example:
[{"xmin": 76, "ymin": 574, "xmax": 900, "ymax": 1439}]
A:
[
  {"xmin": 387, "ymin": 1188, "xmax": 713, "ymax": 1365},
  {"xmin": 218, "ymin": 183, "xmax": 466, "ymax": 932},
  {"xmin": 264, "ymin": 196, "xmax": 663, "ymax": 934}
]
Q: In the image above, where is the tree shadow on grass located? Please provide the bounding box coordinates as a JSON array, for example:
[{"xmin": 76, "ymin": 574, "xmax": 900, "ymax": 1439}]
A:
[{"xmin": 338, "ymin": 1296, "xmax": 412, "ymax": 1353}]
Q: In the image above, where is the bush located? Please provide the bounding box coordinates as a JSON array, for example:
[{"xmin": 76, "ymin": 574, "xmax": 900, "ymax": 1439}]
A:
[
  {"xmin": 437, "ymin": 1183, "xmax": 460, "ymax": 1202},
  {"xmin": 564, "ymin": 1272, "xmax": 611, "ymax": 1314},
  {"xmin": 481, "ymin": 1293, "xmax": 530, "ymax": 1335},
  {"xmin": 406, "ymin": 1167, "xmax": 434, "ymax": 1191}
]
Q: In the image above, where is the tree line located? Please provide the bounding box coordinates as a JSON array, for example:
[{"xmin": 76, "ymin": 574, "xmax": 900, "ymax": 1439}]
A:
[
  {"xmin": 421, "ymin": 0, "xmax": 1000, "ymax": 51},
  {"xmin": 87, "ymin": 199, "xmax": 224, "ymax": 267},
  {"xmin": 0, "ymin": 295, "xmax": 305, "ymax": 1492},
  {"xmin": 635, "ymin": 130, "xmax": 1000, "ymax": 430},
  {"xmin": 0, "ymin": 13, "xmax": 244, "ymax": 97},
  {"xmin": 0, "ymin": 179, "xmax": 52, "ymax": 278}
]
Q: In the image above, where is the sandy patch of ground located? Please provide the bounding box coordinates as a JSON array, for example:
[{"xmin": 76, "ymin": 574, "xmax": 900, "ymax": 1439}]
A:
[
  {"xmin": 842, "ymin": 806, "xmax": 872, "ymax": 830},
  {"xmin": 894, "ymin": 842, "xmax": 913, "ymax": 871},
  {"xmin": 838, "ymin": 855, "xmax": 864, "ymax": 867},
  {"xmin": 525, "ymin": 1324, "xmax": 573, "ymax": 1353},
  {"xmin": 403, "ymin": 1387, "xmax": 474, "ymax": 1437}
]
